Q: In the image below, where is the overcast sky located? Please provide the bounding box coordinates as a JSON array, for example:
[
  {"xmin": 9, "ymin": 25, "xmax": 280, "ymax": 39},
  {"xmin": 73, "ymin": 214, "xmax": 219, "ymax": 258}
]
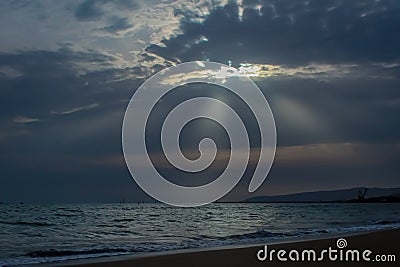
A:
[{"xmin": 1, "ymin": 0, "xmax": 399, "ymax": 203}]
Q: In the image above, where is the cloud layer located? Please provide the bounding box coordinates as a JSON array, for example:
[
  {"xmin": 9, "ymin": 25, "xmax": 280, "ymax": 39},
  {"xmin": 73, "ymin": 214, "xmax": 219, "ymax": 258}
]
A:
[{"xmin": 0, "ymin": 0, "xmax": 399, "ymax": 202}]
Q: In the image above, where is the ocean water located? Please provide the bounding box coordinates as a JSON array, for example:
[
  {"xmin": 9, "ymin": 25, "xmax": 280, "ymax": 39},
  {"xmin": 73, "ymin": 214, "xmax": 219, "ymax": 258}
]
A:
[{"xmin": 0, "ymin": 203, "xmax": 399, "ymax": 266}]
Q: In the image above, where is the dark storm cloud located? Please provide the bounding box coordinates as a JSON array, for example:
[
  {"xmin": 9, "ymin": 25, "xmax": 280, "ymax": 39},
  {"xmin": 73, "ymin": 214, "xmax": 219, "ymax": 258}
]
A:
[
  {"xmin": 100, "ymin": 17, "xmax": 133, "ymax": 33},
  {"xmin": 0, "ymin": 47, "xmax": 113, "ymax": 120},
  {"xmin": 74, "ymin": 0, "xmax": 138, "ymax": 21},
  {"xmin": 0, "ymin": 47, "xmax": 112, "ymax": 77},
  {"xmin": 145, "ymin": 0, "xmax": 400, "ymax": 146},
  {"xmin": 148, "ymin": 0, "xmax": 400, "ymax": 65},
  {"xmin": 0, "ymin": 45, "xmax": 148, "ymax": 202},
  {"xmin": 75, "ymin": 0, "xmax": 105, "ymax": 21},
  {"xmin": 75, "ymin": 0, "xmax": 138, "ymax": 21},
  {"xmin": 0, "ymin": 46, "xmax": 145, "ymax": 157}
]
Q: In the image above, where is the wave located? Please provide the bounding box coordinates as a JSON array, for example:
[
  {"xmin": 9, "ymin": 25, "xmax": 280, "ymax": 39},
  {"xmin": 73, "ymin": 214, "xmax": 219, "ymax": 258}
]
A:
[
  {"xmin": 54, "ymin": 213, "xmax": 80, "ymax": 217},
  {"xmin": 372, "ymin": 219, "xmax": 400, "ymax": 225},
  {"xmin": 202, "ymin": 221, "xmax": 400, "ymax": 245},
  {"xmin": 96, "ymin": 223, "xmax": 129, "ymax": 228},
  {"xmin": 113, "ymin": 218, "xmax": 135, "ymax": 222},
  {"xmin": 219, "ymin": 230, "xmax": 291, "ymax": 240},
  {"xmin": 0, "ymin": 248, "xmax": 133, "ymax": 267},
  {"xmin": 0, "ymin": 220, "xmax": 53, "ymax": 227},
  {"xmin": 26, "ymin": 247, "xmax": 130, "ymax": 258},
  {"xmin": 56, "ymin": 207, "xmax": 83, "ymax": 212}
]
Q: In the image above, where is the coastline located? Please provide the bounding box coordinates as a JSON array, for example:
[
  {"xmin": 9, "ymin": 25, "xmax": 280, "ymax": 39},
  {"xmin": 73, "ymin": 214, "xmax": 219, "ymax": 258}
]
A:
[{"xmin": 34, "ymin": 228, "xmax": 399, "ymax": 267}]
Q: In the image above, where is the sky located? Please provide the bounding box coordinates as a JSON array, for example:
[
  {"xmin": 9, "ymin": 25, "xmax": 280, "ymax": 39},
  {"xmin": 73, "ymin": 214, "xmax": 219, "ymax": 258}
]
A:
[{"xmin": 0, "ymin": 0, "xmax": 399, "ymax": 203}]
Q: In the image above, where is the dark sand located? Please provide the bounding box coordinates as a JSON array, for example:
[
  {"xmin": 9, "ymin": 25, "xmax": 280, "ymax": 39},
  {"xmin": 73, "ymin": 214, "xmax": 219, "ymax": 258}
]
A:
[{"xmin": 49, "ymin": 229, "xmax": 399, "ymax": 267}]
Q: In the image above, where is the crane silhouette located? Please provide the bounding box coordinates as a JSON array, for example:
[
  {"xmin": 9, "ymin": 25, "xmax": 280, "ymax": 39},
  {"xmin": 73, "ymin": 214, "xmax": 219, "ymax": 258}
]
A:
[{"xmin": 357, "ymin": 188, "xmax": 368, "ymax": 201}]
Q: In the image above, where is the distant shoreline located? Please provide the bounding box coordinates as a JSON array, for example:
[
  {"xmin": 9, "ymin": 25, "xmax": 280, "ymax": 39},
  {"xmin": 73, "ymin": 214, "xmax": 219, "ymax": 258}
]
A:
[
  {"xmin": 2, "ymin": 186, "xmax": 400, "ymax": 205},
  {"xmin": 243, "ymin": 187, "xmax": 400, "ymax": 203}
]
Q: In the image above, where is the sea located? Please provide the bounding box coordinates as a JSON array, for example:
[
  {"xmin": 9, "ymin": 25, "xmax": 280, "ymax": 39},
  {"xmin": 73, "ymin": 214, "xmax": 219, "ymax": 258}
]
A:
[{"xmin": 1, "ymin": 203, "xmax": 399, "ymax": 266}]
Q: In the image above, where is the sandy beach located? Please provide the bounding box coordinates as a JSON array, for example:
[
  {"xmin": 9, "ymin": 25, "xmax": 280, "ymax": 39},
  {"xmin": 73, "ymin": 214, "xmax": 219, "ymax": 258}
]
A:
[{"xmin": 44, "ymin": 229, "xmax": 399, "ymax": 267}]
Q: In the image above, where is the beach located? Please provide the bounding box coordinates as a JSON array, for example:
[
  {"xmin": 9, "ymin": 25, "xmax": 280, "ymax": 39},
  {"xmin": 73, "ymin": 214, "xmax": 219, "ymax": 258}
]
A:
[{"xmin": 47, "ymin": 229, "xmax": 399, "ymax": 267}]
